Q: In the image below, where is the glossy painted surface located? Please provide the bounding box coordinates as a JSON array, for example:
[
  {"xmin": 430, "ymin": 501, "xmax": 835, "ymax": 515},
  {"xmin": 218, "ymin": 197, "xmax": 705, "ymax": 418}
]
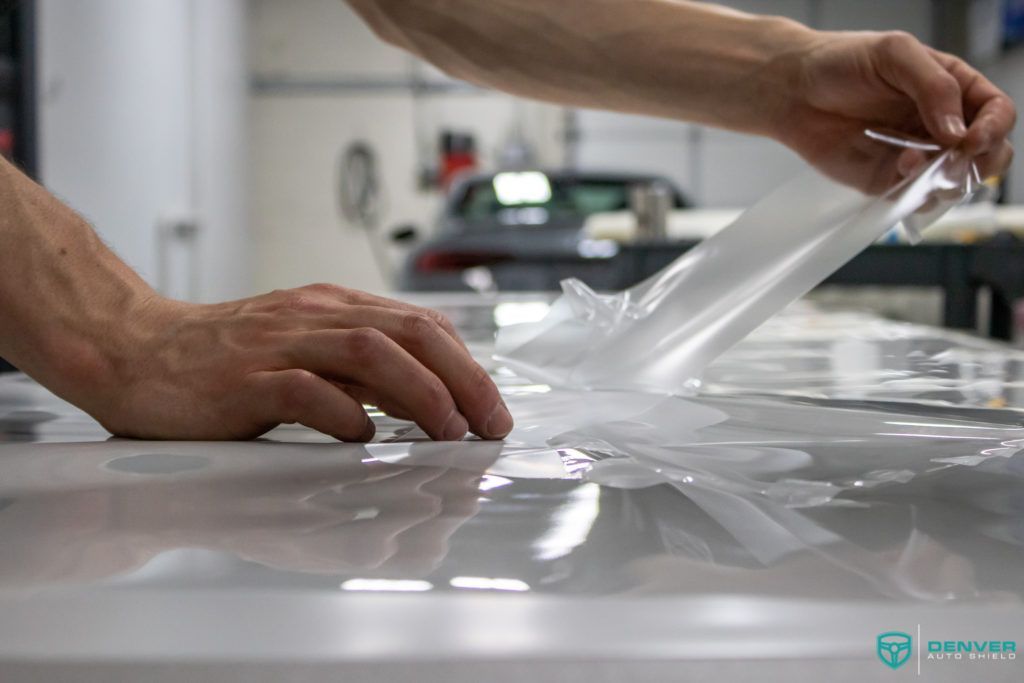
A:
[{"xmin": 2, "ymin": 295, "xmax": 1024, "ymax": 681}]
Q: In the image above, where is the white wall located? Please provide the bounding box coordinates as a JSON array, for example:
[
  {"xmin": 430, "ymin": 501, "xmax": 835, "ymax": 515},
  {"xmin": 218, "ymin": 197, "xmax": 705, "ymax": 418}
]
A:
[
  {"xmin": 248, "ymin": 0, "xmax": 566, "ymax": 294},
  {"xmin": 191, "ymin": 1, "xmax": 252, "ymax": 302},
  {"xmin": 37, "ymin": 0, "xmax": 250, "ymax": 302},
  {"xmin": 248, "ymin": 0, "xmax": 1022, "ymax": 296}
]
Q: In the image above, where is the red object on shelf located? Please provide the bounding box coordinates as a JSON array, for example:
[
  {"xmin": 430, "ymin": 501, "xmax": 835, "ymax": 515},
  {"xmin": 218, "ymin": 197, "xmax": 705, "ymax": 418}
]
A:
[
  {"xmin": 440, "ymin": 152, "xmax": 476, "ymax": 190},
  {"xmin": 439, "ymin": 131, "xmax": 476, "ymax": 190}
]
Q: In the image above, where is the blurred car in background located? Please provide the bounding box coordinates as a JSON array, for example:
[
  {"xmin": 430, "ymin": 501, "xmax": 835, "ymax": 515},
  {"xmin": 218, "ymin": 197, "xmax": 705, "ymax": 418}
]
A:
[{"xmin": 397, "ymin": 170, "xmax": 689, "ymax": 291}]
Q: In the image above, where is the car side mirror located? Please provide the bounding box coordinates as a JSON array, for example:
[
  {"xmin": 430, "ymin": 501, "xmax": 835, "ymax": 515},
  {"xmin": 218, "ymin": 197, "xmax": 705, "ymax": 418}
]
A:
[{"xmin": 390, "ymin": 224, "xmax": 419, "ymax": 243}]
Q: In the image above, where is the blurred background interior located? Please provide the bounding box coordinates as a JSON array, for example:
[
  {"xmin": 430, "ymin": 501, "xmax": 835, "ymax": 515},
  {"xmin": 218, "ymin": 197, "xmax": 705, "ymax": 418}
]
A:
[{"xmin": 4, "ymin": 0, "xmax": 1024, "ymax": 340}]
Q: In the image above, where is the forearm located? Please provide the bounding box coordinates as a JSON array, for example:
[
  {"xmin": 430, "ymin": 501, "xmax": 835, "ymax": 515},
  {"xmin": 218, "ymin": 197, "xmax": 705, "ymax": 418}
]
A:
[
  {"xmin": 0, "ymin": 157, "xmax": 512, "ymax": 442},
  {"xmin": 346, "ymin": 0, "xmax": 815, "ymax": 137},
  {"xmin": 0, "ymin": 157, "xmax": 160, "ymax": 405}
]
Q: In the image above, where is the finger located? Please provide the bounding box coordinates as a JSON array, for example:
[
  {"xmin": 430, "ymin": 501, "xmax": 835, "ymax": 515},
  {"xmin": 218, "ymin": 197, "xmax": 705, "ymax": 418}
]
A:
[
  {"xmin": 962, "ymin": 94, "xmax": 1016, "ymax": 157},
  {"xmin": 301, "ymin": 284, "xmax": 466, "ymax": 349},
  {"xmin": 927, "ymin": 50, "xmax": 1017, "ymax": 156},
  {"xmin": 289, "ymin": 328, "xmax": 470, "ymax": 441},
  {"xmin": 306, "ymin": 306, "xmax": 511, "ymax": 439},
  {"xmin": 874, "ymin": 32, "xmax": 966, "ymax": 145},
  {"xmin": 248, "ymin": 369, "xmax": 374, "ymax": 441},
  {"xmin": 974, "ymin": 140, "xmax": 1014, "ymax": 181},
  {"xmin": 340, "ymin": 383, "xmax": 414, "ymax": 421}
]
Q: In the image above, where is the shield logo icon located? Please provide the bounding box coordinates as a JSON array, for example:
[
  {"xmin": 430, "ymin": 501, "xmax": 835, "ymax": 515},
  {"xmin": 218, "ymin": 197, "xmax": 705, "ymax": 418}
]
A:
[{"xmin": 877, "ymin": 631, "xmax": 912, "ymax": 669}]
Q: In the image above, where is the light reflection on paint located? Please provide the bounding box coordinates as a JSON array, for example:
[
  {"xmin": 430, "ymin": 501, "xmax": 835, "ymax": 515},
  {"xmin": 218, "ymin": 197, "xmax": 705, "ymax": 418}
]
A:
[
  {"xmin": 533, "ymin": 483, "xmax": 600, "ymax": 561},
  {"xmin": 340, "ymin": 579, "xmax": 433, "ymax": 592},
  {"xmin": 884, "ymin": 421, "xmax": 1011, "ymax": 430},
  {"xmin": 478, "ymin": 474, "xmax": 513, "ymax": 492},
  {"xmin": 449, "ymin": 576, "xmax": 530, "ymax": 592},
  {"xmin": 875, "ymin": 433, "xmax": 1000, "ymax": 440}
]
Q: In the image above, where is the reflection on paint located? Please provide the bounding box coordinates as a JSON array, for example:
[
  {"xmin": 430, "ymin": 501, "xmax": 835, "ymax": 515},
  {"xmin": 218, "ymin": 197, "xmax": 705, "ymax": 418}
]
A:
[
  {"xmin": 341, "ymin": 579, "xmax": 433, "ymax": 592},
  {"xmin": 449, "ymin": 576, "xmax": 530, "ymax": 592},
  {"xmin": 532, "ymin": 483, "xmax": 600, "ymax": 561}
]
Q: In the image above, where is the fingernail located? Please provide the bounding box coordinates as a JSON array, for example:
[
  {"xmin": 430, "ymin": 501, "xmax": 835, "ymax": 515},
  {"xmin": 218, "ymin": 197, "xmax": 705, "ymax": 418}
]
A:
[
  {"xmin": 442, "ymin": 411, "xmax": 468, "ymax": 441},
  {"xmin": 485, "ymin": 402, "xmax": 513, "ymax": 439},
  {"xmin": 944, "ymin": 114, "xmax": 967, "ymax": 139}
]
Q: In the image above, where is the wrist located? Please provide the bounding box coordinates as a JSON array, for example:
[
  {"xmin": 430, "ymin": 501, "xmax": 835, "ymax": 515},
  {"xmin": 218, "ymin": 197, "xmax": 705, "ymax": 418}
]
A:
[
  {"xmin": 35, "ymin": 283, "xmax": 175, "ymax": 406},
  {"xmin": 747, "ymin": 15, "xmax": 822, "ymax": 141}
]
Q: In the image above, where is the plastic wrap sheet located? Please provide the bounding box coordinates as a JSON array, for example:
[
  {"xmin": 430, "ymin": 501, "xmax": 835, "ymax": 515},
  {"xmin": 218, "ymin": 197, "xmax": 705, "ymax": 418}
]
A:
[{"xmin": 495, "ymin": 133, "xmax": 980, "ymax": 393}]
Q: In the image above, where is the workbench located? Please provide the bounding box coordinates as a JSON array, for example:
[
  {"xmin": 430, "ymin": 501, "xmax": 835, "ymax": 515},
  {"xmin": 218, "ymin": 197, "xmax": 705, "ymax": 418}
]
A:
[{"xmin": 424, "ymin": 242, "xmax": 1024, "ymax": 340}]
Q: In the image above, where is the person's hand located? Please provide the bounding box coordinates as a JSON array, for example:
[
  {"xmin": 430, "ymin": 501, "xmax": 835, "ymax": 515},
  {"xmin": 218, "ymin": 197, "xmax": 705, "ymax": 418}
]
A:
[
  {"xmin": 77, "ymin": 284, "xmax": 513, "ymax": 441},
  {"xmin": 776, "ymin": 29, "xmax": 1015, "ymax": 189}
]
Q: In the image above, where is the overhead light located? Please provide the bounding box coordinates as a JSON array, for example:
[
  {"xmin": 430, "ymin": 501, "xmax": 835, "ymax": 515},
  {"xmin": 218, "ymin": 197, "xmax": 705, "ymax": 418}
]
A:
[{"xmin": 493, "ymin": 171, "xmax": 552, "ymax": 205}]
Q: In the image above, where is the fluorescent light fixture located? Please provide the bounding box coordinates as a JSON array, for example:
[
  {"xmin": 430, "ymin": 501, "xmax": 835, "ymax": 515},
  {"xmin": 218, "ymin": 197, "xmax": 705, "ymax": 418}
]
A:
[
  {"xmin": 493, "ymin": 172, "xmax": 551, "ymax": 205},
  {"xmin": 340, "ymin": 579, "xmax": 433, "ymax": 592},
  {"xmin": 449, "ymin": 576, "xmax": 530, "ymax": 592}
]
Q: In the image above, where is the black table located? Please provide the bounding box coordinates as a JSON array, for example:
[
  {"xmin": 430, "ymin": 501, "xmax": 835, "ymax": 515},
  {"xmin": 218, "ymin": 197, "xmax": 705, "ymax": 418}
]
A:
[{"xmin": 498, "ymin": 242, "xmax": 1024, "ymax": 340}]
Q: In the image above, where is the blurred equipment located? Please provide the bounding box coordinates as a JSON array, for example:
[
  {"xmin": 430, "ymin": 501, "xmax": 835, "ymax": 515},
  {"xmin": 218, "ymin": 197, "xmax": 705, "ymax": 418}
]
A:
[
  {"xmin": 0, "ymin": 1, "xmax": 34, "ymax": 374},
  {"xmin": 338, "ymin": 140, "xmax": 396, "ymax": 282},
  {"xmin": 0, "ymin": 0, "xmax": 34, "ymax": 173},
  {"xmin": 338, "ymin": 140, "xmax": 382, "ymax": 230},
  {"xmin": 628, "ymin": 181, "xmax": 672, "ymax": 240},
  {"xmin": 438, "ymin": 130, "xmax": 477, "ymax": 191}
]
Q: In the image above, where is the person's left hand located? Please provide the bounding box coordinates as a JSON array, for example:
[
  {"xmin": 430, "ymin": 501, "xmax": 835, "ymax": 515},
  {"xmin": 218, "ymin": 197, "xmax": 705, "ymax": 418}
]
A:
[{"xmin": 776, "ymin": 29, "xmax": 1015, "ymax": 189}]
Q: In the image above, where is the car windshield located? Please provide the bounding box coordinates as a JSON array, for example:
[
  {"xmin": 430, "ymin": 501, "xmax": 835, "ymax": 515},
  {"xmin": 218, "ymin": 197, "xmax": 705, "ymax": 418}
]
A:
[{"xmin": 455, "ymin": 172, "xmax": 679, "ymax": 223}]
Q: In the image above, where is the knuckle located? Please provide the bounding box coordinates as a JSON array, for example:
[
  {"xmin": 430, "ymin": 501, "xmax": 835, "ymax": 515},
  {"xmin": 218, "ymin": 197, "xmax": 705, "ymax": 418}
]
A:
[
  {"xmin": 278, "ymin": 370, "xmax": 316, "ymax": 421},
  {"xmin": 427, "ymin": 309, "xmax": 456, "ymax": 334},
  {"xmin": 423, "ymin": 377, "xmax": 451, "ymax": 406},
  {"xmin": 304, "ymin": 282, "xmax": 347, "ymax": 298},
  {"xmin": 881, "ymin": 30, "xmax": 915, "ymax": 52},
  {"xmin": 402, "ymin": 312, "xmax": 441, "ymax": 340},
  {"xmin": 469, "ymin": 362, "xmax": 492, "ymax": 392},
  {"xmin": 345, "ymin": 327, "xmax": 388, "ymax": 362},
  {"xmin": 469, "ymin": 363, "xmax": 501, "ymax": 410},
  {"xmin": 276, "ymin": 290, "xmax": 314, "ymax": 311},
  {"xmin": 924, "ymin": 73, "xmax": 958, "ymax": 99}
]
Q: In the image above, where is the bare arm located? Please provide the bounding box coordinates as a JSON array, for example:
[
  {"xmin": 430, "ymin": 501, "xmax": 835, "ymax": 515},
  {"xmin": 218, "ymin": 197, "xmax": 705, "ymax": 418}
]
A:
[
  {"xmin": 0, "ymin": 156, "xmax": 512, "ymax": 441},
  {"xmin": 348, "ymin": 0, "xmax": 1014, "ymax": 178},
  {"xmin": 348, "ymin": 0, "xmax": 803, "ymax": 136}
]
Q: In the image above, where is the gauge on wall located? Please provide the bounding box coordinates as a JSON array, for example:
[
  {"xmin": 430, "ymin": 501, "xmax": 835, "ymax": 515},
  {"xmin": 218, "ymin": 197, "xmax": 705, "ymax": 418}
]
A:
[{"xmin": 337, "ymin": 140, "xmax": 383, "ymax": 230}]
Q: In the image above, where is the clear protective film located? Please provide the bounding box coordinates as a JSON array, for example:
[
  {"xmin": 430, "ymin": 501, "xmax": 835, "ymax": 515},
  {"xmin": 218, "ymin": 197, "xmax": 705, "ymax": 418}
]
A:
[{"xmin": 495, "ymin": 132, "xmax": 981, "ymax": 394}]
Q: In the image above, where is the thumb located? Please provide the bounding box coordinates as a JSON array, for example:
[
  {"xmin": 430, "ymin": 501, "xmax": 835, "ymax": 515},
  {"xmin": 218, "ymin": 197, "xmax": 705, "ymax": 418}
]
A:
[{"xmin": 874, "ymin": 32, "xmax": 966, "ymax": 145}]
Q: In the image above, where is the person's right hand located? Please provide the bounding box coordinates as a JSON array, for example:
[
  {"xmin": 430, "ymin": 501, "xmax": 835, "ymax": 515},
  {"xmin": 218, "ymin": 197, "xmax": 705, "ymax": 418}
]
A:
[
  {"xmin": 778, "ymin": 29, "xmax": 1015, "ymax": 191},
  {"xmin": 76, "ymin": 283, "xmax": 513, "ymax": 442}
]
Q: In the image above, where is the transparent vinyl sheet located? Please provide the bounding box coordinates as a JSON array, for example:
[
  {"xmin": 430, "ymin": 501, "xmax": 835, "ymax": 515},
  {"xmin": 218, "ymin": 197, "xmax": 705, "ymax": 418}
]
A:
[{"xmin": 495, "ymin": 132, "xmax": 981, "ymax": 393}]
